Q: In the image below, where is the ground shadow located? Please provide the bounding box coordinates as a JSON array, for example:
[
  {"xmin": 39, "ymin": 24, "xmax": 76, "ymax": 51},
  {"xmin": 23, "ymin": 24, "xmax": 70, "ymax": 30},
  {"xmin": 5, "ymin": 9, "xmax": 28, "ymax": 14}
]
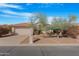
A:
[
  {"xmin": 42, "ymin": 35, "xmax": 68, "ymax": 38},
  {"xmin": 40, "ymin": 35, "xmax": 77, "ymax": 39},
  {"xmin": 0, "ymin": 33, "xmax": 18, "ymax": 38}
]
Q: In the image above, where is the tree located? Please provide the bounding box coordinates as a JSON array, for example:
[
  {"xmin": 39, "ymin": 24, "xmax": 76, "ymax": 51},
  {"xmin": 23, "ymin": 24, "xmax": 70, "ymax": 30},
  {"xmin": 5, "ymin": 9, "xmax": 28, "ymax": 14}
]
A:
[
  {"xmin": 68, "ymin": 15, "xmax": 77, "ymax": 32},
  {"xmin": 29, "ymin": 13, "xmax": 48, "ymax": 35},
  {"xmin": 51, "ymin": 17, "xmax": 68, "ymax": 30},
  {"xmin": 50, "ymin": 15, "xmax": 77, "ymax": 31},
  {"xmin": 36, "ymin": 13, "xmax": 48, "ymax": 31},
  {"xmin": 69, "ymin": 15, "xmax": 77, "ymax": 23},
  {"xmin": 29, "ymin": 14, "xmax": 38, "ymax": 27}
]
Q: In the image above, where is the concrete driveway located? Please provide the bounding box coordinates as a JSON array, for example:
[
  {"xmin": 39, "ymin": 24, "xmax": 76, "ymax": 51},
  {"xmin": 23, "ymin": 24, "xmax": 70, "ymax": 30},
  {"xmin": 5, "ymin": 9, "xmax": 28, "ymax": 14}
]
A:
[
  {"xmin": 0, "ymin": 35, "xmax": 28, "ymax": 45},
  {"xmin": 0, "ymin": 28, "xmax": 31, "ymax": 45},
  {"xmin": 0, "ymin": 46, "xmax": 79, "ymax": 56}
]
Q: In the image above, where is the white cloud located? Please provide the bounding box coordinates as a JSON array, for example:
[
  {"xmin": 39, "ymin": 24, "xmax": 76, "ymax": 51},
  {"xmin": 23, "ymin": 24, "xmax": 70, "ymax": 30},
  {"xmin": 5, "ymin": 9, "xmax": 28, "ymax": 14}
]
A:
[
  {"xmin": 0, "ymin": 3, "xmax": 34, "ymax": 18},
  {"xmin": 0, "ymin": 10, "xmax": 20, "ymax": 17},
  {"xmin": 0, "ymin": 9, "xmax": 34, "ymax": 18},
  {"xmin": 21, "ymin": 13, "xmax": 33, "ymax": 17},
  {"xmin": 0, "ymin": 3, "xmax": 22, "ymax": 9},
  {"xmin": 0, "ymin": 3, "xmax": 24, "ymax": 17},
  {"xmin": 1, "ymin": 10, "xmax": 18, "ymax": 15},
  {"xmin": 0, "ymin": 14, "xmax": 12, "ymax": 17}
]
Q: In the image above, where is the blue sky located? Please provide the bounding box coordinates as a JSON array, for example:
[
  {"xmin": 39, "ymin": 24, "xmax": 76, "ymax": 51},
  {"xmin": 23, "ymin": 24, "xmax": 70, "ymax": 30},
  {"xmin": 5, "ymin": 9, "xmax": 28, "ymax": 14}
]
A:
[{"xmin": 0, "ymin": 3, "xmax": 79, "ymax": 24}]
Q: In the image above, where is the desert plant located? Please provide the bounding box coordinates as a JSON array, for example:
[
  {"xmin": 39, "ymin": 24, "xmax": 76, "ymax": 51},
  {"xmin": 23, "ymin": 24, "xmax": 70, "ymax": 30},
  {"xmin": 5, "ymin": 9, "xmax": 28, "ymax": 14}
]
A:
[
  {"xmin": 36, "ymin": 13, "xmax": 47, "ymax": 31},
  {"xmin": 29, "ymin": 13, "xmax": 47, "ymax": 35},
  {"xmin": 51, "ymin": 17, "xmax": 68, "ymax": 30},
  {"xmin": 0, "ymin": 25, "xmax": 15, "ymax": 36},
  {"xmin": 69, "ymin": 15, "xmax": 77, "ymax": 23}
]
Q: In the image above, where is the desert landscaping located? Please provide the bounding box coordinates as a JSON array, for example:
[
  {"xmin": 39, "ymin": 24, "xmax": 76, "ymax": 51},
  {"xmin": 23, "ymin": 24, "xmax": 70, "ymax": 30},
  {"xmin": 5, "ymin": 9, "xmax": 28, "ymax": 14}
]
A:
[
  {"xmin": 0, "ymin": 24, "xmax": 79, "ymax": 45},
  {"xmin": 0, "ymin": 13, "xmax": 79, "ymax": 45}
]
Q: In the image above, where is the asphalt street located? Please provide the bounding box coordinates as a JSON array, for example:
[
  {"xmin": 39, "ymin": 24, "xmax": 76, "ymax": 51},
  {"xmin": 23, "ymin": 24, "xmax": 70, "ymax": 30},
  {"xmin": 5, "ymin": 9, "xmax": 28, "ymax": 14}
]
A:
[{"xmin": 0, "ymin": 46, "xmax": 79, "ymax": 56}]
